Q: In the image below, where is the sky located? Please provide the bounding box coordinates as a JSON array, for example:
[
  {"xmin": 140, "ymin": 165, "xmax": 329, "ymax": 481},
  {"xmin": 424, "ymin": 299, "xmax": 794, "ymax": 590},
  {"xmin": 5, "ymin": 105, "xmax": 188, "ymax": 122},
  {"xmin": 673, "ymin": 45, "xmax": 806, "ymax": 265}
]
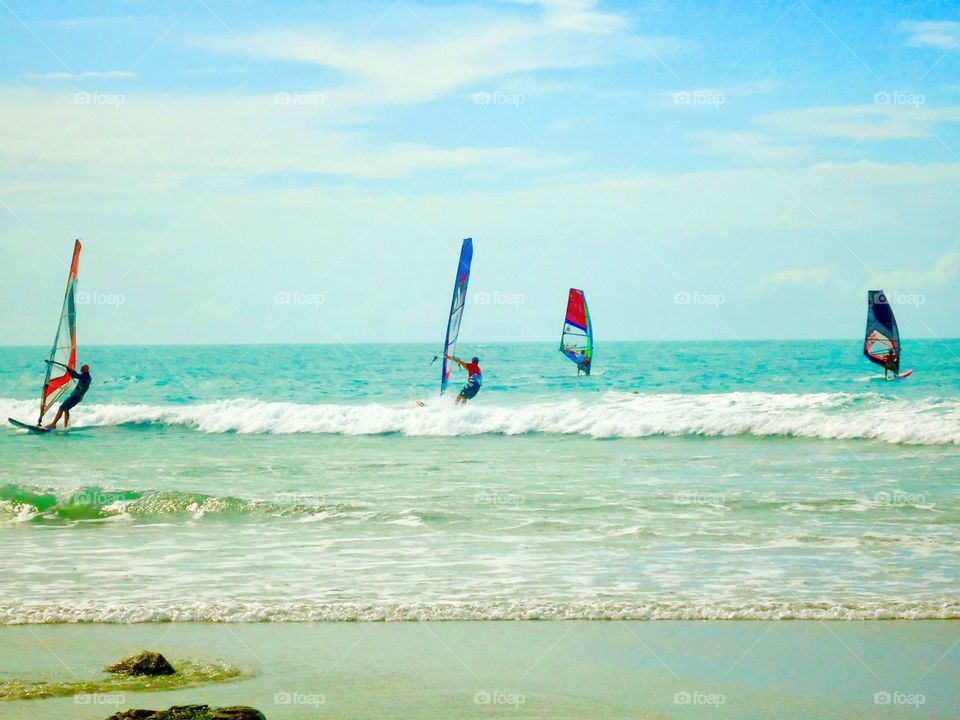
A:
[{"xmin": 0, "ymin": 0, "xmax": 958, "ymax": 345}]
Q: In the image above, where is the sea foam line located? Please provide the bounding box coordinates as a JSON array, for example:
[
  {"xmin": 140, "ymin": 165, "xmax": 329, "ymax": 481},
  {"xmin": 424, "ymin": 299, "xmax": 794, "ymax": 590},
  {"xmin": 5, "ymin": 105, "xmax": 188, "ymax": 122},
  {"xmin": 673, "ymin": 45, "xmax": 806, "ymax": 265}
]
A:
[
  {"xmin": 2, "ymin": 393, "xmax": 959, "ymax": 444},
  {"xmin": 1, "ymin": 600, "xmax": 957, "ymax": 624}
]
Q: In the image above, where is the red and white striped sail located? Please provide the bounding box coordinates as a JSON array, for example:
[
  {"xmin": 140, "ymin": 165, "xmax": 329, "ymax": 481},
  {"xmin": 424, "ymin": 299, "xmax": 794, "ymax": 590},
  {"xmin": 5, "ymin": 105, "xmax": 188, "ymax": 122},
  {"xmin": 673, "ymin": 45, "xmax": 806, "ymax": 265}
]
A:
[{"xmin": 39, "ymin": 240, "xmax": 82, "ymax": 422}]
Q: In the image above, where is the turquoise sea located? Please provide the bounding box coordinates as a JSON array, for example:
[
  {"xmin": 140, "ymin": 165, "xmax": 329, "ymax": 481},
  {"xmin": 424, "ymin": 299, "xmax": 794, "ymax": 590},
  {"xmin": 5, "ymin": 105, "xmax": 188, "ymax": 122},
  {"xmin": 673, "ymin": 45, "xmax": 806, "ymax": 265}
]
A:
[{"xmin": 1, "ymin": 340, "xmax": 958, "ymax": 623}]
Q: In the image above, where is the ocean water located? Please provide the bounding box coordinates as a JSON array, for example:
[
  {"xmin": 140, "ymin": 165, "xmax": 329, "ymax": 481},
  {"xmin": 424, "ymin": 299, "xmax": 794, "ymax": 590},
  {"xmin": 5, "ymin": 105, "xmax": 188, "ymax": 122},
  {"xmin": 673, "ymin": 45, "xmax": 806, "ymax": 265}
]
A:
[{"xmin": 0, "ymin": 340, "xmax": 958, "ymax": 623}]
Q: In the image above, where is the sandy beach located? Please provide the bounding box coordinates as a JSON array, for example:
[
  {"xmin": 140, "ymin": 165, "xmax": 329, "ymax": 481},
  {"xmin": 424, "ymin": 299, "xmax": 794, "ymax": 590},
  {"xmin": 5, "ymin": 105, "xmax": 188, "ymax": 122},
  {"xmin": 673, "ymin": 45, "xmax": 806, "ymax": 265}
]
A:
[{"xmin": 1, "ymin": 620, "xmax": 956, "ymax": 719}]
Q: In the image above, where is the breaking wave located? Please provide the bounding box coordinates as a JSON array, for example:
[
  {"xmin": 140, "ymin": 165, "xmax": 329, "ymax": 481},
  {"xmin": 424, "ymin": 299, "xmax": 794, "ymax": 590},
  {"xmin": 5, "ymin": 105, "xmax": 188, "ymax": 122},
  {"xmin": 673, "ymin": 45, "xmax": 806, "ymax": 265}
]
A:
[{"xmin": 3, "ymin": 392, "xmax": 960, "ymax": 444}]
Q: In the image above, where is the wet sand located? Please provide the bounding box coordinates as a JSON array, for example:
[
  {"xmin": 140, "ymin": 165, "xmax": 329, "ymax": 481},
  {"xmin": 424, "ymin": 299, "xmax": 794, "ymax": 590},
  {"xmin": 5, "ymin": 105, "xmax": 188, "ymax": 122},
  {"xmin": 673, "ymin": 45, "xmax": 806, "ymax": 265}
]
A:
[{"xmin": 0, "ymin": 620, "xmax": 956, "ymax": 719}]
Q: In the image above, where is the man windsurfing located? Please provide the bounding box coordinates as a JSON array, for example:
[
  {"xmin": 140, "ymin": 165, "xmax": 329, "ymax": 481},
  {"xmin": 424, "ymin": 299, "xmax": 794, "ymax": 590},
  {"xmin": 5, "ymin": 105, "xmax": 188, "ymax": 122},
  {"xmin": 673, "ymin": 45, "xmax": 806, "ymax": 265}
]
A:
[
  {"xmin": 447, "ymin": 355, "xmax": 482, "ymax": 404},
  {"xmin": 883, "ymin": 350, "xmax": 898, "ymax": 380},
  {"xmin": 45, "ymin": 361, "xmax": 91, "ymax": 429}
]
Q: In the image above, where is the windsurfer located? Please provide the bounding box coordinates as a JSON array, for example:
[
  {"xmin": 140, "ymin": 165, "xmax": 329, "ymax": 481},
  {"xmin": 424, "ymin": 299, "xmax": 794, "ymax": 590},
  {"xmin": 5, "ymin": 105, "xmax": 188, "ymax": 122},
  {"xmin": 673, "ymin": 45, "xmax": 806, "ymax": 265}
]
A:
[
  {"xmin": 45, "ymin": 361, "xmax": 91, "ymax": 428},
  {"xmin": 883, "ymin": 351, "xmax": 898, "ymax": 379},
  {"xmin": 447, "ymin": 356, "xmax": 482, "ymax": 404}
]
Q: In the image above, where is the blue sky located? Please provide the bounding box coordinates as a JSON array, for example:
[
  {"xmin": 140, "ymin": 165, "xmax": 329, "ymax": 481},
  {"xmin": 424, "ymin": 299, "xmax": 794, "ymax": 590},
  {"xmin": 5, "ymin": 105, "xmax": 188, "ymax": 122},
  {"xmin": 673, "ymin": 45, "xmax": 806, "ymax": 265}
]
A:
[{"xmin": 1, "ymin": 0, "xmax": 958, "ymax": 345}]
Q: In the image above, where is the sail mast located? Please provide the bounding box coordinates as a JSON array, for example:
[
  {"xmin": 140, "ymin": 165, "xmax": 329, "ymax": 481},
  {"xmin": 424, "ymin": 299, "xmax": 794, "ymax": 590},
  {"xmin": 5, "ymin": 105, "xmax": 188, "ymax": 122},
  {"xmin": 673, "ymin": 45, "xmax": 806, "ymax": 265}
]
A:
[
  {"xmin": 39, "ymin": 240, "xmax": 82, "ymax": 423},
  {"xmin": 440, "ymin": 238, "xmax": 474, "ymax": 395}
]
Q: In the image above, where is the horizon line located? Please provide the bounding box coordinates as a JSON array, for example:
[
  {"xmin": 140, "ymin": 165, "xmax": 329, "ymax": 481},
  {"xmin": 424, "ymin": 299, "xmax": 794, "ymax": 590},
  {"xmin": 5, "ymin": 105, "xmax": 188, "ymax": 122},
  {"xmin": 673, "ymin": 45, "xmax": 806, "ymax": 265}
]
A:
[{"xmin": 0, "ymin": 336, "xmax": 958, "ymax": 349}]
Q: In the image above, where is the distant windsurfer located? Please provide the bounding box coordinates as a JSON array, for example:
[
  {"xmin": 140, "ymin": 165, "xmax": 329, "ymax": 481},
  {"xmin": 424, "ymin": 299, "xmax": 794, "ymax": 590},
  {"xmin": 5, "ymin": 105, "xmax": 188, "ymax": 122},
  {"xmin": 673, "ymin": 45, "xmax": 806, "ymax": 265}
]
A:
[
  {"xmin": 883, "ymin": 351, "xmax": 898, "ymax": 379},
  {"xmin": 578, "ymin": 357, "xmax": 591, "ymax": 376},
  {"xmin": 45, "ymin": 361, "xmax": 91, "ymax": 429},
  {"xmin": 447, "ymin": 355, "xmax": 482, "ymax": 404}
]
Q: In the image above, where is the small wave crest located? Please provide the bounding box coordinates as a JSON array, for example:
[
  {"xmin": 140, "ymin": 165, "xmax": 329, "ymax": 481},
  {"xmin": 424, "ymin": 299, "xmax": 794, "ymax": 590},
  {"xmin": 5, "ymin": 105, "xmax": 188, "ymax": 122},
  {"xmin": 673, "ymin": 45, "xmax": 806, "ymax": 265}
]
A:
[{"xmin": 0, "ymin": 483, "xmax": 337, "ymax": 524}]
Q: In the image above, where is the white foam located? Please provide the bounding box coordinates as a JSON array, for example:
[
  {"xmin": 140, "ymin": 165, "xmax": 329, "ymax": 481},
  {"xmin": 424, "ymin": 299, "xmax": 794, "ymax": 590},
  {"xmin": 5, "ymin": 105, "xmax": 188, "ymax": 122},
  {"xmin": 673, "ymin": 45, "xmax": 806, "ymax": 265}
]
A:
[
  {"xmin": 0, "ymin": 599, "xmax": 955, "ymax": 624},
  {"xmin": 4, "ymin": 392, "xmax": 959, "ymax": 444}
]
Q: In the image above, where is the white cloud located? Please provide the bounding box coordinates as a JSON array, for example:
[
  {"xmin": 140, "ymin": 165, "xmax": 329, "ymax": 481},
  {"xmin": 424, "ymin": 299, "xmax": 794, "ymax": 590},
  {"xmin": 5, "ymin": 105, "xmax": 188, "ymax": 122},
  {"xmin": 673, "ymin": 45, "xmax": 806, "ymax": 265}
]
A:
[
  {"xmin": 763, "ymin": 105, "xmax": 960, "ymax": 140},
  {"xmin": 873, "ymin": 251, "xmax": 960, "ymax": 289},
  {"xmin": 0, "ymin": 86, "xmax": 565, "ymax": 185},
  {"xmin": 729, "ymin": 80, "xmax": 781, "ymax": 96},
  {"xmin": 901, "ymin": 20, "xmax": 960, "ymax": 50},
  {"xmin": 690, "ymin": 130, "xmax": 805, "ymax": 162},
  {"xmin": 56, "ymin": 16, "xmax": 142, "ymax": 30},
  {"xmin": 24, "ymin": 71, "xmax": 137, "ymax": 80},
  {"xmin": 196, "ymin": 2, "xmax": 687, "ymax": 107},
  {"xmin": 180, "ymin": 67, "xmax": 251, "ymax": 76},
  {"xmin": 4, "ymin": 125, "xmax": 960, "ymax": 343},
  {"xmin": 508, "ymin": 0, "xmax": 626, "ymax": 34},
  {"xmin": 752, "ymin": 267, "xmax": 833, "ymax": 293},
  {"xmin": 664, "ymin": 79, "xmax": 779, "ymax": 102}
]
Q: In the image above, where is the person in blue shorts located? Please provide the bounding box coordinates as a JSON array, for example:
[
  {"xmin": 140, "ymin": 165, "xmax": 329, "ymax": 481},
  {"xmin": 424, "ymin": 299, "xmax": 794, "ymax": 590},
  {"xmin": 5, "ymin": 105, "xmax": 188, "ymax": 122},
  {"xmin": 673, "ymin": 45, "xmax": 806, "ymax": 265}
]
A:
[
  {"xmin": 448, "ymin": 356, "xmax": 482, "ymax": 404},
  {"xmin": 45, "ymin": 361, "xmax": 92, "ymax": 429}
]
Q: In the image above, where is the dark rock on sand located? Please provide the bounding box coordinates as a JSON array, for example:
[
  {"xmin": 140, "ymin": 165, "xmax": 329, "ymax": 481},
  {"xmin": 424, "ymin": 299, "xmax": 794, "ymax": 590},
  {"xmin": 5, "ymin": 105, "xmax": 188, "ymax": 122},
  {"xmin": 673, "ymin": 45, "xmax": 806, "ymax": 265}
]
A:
[
  {"xmin": 106, "ymin": 706, "xmax": 266, "ymax": 719},
  {"xmin": 105, "ymin": 651, "xmax": 176, "ymax": 677},
  {"xmin": 208, "ymin": 709, "xmax": 267, "ymax": 719}
]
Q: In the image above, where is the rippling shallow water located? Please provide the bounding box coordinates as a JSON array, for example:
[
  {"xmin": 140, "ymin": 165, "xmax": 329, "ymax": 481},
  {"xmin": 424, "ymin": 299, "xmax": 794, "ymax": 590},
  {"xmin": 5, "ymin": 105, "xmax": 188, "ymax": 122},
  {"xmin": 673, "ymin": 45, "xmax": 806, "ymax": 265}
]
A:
[{"xmin": 1, "ymin": 341, "xmax": 957, "ymax": 622}]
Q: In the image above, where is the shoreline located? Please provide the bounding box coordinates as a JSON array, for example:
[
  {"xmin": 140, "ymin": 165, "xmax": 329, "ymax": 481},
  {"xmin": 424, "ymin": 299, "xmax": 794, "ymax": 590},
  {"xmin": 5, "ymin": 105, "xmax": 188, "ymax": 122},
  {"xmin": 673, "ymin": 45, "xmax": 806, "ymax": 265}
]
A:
[
  {"xmin": 3, "ymin": 605, "xmax": 959, "ymax": 623},
  {"xmin": 1, "ymin": 620, "xmax": 956, "ymax": 719}
]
